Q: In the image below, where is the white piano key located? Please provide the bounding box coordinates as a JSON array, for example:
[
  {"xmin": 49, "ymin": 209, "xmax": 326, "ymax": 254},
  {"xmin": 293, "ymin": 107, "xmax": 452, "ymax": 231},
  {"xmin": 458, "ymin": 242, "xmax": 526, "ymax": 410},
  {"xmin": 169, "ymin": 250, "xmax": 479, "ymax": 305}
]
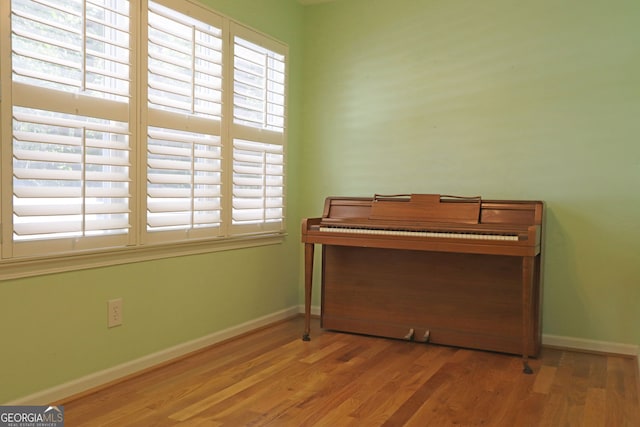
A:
[{"xmin": 319, "ymin": 226, "xmax": 519, "ymax": 241}]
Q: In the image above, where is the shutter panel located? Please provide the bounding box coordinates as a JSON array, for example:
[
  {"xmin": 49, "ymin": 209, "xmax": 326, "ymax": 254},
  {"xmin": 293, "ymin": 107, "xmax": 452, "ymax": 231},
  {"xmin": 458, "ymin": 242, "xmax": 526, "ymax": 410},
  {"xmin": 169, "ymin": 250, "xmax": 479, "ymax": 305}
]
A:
[
  {"xmin": 146, "ymin": 127, "xmax": 222, "ymax": 232},
  {"xmin": 11, "ymin": 0, "xmax": 130, "ymax": 102},
  {"xmin": 232, "ymin": 139, "xmax": 284, "ymax": 231},
  {"xmin": 10, "ymin": 0, "xmax": 132, "ymax": 253},
  {"xmin": 147, "ymin": 1, "xmax": 222, "ymax": 119},
  {"xmin": 233, "ymin": 36, "xmax": 286, "ymax": 133},
  {"xmin": 12, "ymin": 108, "xmax": 131, "ymax": 241},
  {"xmin": 231, "ymin": 29, "xmax": 287, "ymax": 235},
  {"xmin": 145, "ymin": 1, "xmax": 223, "ymax": 240}
]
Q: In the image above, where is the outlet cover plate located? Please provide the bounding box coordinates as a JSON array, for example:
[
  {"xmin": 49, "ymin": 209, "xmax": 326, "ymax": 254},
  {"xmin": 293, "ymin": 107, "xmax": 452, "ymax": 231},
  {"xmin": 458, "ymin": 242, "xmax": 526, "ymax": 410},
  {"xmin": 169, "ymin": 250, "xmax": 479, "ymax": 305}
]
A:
[{"xmin": 108, "ymin": 298, "xmax": 123, "ymax": 328}]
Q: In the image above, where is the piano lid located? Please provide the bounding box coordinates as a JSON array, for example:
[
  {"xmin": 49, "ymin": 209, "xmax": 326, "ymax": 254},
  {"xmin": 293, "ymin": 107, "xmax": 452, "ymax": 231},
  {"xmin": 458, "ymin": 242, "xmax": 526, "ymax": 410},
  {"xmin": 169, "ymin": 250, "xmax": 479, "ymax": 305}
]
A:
[{"xmin": 369, "ymin": 194, "xmax": 481, "ymax": 224}]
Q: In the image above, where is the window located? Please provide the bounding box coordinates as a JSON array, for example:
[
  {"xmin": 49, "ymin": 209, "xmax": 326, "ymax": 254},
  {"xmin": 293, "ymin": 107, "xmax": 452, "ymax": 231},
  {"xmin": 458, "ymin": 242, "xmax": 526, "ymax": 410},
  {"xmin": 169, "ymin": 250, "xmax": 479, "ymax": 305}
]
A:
[{"xmin": 0, "ymin": 0, "xmax": 287, "ymax": 273}]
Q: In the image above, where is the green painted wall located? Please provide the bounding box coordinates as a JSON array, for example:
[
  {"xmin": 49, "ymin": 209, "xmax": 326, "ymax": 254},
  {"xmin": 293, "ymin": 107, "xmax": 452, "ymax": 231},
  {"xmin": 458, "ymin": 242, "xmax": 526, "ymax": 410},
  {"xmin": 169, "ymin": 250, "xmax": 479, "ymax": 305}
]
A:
[
  {"xmin": 301, "ymin": 0, "xmax": 640, "ymax": 346},
  {"xmin": 0, "ymin": 0, "xmax": 304, "ymax": 404}
]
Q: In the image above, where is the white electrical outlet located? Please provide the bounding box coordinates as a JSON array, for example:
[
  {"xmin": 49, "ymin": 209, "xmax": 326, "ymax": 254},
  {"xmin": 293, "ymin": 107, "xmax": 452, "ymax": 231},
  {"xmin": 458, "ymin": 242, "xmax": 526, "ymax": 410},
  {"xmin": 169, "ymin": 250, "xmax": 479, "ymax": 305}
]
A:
[{"xmin": 107, "ymin": 298, "xmax": 123, "ymax": 328}]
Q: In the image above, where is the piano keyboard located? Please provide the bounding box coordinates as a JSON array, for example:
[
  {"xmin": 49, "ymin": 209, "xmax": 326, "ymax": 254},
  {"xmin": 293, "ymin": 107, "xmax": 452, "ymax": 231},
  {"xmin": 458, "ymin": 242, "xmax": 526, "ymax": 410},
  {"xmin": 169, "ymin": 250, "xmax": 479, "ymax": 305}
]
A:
[{"xmin": 318, "ymin": 226, "xmax": 520, "ymax": 241}]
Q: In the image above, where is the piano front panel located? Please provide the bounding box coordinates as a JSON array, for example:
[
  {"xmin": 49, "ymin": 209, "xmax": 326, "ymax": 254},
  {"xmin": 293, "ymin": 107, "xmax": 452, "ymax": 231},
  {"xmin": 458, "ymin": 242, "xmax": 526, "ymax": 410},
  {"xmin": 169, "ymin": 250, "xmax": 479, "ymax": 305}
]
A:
[{"xmin": 321, "ymin": 245, "xmax": 537, "ymax": 356}]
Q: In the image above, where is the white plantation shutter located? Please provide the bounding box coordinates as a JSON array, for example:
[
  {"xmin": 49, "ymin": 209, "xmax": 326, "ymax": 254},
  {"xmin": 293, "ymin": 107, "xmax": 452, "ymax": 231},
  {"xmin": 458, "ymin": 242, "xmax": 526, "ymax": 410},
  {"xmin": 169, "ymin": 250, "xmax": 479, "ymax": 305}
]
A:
[
  {"xmin": 2, "ymin": 1, "xmax": 287, "ymax": 264},
  {"xmin": 144, "ymin": 1, "xmax": 224, "ymax": 242},
  {"xmin": 232, "ymin": 138, "xmax": 284, "ymax": 232},
  {"xmin": 147, "ymin": 1, "xmax": 222, "ymax": 119},
  {"xmin": 11, "ymin": 0, "xmax": 130, "ymax": 101},
  {"xmin": 231, "ymin": 27, "xmax": 287, "ymax": 234},
  {"xmin": 9, "ymin": 0, "xmax": 132, "ymax": 256},
  {"xmin": 233, "ymin": 37, "xmax": 285, "ymax": 132},
  {"xmin": 146, "ymin": 125, "xmax": 222, "ymax": 234},
  {"xmin": 12, "ymin": 108, "xmax": 130, "ymax": 237}
]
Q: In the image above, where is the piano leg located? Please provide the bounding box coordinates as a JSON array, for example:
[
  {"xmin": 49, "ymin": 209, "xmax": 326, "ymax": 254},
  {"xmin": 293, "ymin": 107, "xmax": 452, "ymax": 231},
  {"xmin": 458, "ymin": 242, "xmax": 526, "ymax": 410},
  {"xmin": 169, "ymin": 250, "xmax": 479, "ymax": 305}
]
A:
[
  {"xmin": 302, "ymin": 243, "xmax": 314, "ymax": 341},
  {"xmin": 522, "ymin": 256, "xmax": 535, "ymax": 374}
]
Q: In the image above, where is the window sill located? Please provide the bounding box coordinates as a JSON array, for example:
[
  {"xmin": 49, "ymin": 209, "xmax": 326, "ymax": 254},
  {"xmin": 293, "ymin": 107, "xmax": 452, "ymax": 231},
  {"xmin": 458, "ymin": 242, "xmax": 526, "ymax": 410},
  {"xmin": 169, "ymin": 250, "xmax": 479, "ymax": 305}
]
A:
[{"xmin": 0, "ymin": 233, "xmax": 286, "ymax": 281}]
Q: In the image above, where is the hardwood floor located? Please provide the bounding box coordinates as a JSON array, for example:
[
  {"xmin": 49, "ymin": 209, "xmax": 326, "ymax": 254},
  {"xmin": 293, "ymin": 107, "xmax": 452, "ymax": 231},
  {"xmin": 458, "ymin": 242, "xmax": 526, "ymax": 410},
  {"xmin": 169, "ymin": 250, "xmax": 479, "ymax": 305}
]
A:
[{"xmin": 62, "ymin": 316, "xmax": 640, "ymax": 426}]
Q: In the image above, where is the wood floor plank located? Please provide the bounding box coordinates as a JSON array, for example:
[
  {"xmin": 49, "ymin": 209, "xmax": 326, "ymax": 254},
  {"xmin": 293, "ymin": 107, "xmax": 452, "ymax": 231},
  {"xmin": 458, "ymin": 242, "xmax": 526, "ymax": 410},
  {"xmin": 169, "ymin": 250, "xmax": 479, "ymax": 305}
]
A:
[
  {"xmin": 493, "ymin": 372, "xmax": 544, "ymax": 427},
  {"xmin": 533, "ymin": 365, "xmax": 556, "ymax": 394},
  {"xmin": 62, "ymin": 316, "xmax": 640, "ymax": 426},
  {"xmin": 582, "ymin": 387, "xmax": 607, "ymax": 427}
]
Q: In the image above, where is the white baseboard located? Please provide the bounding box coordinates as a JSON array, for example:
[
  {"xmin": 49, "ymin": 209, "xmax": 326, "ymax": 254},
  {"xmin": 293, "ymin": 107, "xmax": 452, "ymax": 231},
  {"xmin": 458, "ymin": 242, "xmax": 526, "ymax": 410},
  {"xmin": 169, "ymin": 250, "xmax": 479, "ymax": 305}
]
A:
[
  {"xmin": 542, "ymin": 334, "xmax": 639, "ymax": 356},
  {"xmin": 543, "ymin": 334, "xmax": 640, "ymax": 376},
  {"xmin": 298, "ymin": 303, "xmax": 321, "ymax": 317},
  {"xmin": 6, "ymin": 306, "xmax": 300, "ymax": 406}
]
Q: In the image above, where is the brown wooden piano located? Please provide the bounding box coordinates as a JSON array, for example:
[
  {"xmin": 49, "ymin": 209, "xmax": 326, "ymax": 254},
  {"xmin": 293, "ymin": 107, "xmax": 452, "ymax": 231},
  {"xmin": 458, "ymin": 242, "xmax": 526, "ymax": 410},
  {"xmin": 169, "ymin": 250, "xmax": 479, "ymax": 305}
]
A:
[{"xmin": 301, "ymin": 194, "xmax": 544, "ymax": 373}]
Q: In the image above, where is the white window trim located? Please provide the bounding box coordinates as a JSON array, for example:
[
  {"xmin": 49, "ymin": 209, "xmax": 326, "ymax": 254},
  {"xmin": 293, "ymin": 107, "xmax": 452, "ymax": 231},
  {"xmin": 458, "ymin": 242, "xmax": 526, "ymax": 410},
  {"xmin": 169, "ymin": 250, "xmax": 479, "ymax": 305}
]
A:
[
  {"xmin": 0, "ymin": 0, "xmax": 287, "ymax": 281},
  {"xmin": 0, "ymin": 233, "xmax": 285, "ymax": 281}
]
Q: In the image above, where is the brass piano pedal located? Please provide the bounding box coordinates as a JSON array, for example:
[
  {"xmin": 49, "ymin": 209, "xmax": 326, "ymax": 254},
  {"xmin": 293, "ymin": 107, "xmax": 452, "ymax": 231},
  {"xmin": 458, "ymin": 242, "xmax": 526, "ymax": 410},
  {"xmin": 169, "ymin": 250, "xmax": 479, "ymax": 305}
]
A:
[
  {"xmin": 422, "ymin": 330, "xmax": 431, "ymax": 343},
  {"xmin": 404, "ymin": 328, "xmax": 415, "ymax": 341}
]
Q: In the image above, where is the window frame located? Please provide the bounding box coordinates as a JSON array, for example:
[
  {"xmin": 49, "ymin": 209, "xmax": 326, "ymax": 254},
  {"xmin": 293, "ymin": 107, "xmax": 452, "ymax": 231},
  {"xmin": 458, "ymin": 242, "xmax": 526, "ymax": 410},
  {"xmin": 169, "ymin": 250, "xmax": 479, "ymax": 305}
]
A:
[{"xmin": 0, "ymin": 0, "xmax": 288, "ymax": 280}]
